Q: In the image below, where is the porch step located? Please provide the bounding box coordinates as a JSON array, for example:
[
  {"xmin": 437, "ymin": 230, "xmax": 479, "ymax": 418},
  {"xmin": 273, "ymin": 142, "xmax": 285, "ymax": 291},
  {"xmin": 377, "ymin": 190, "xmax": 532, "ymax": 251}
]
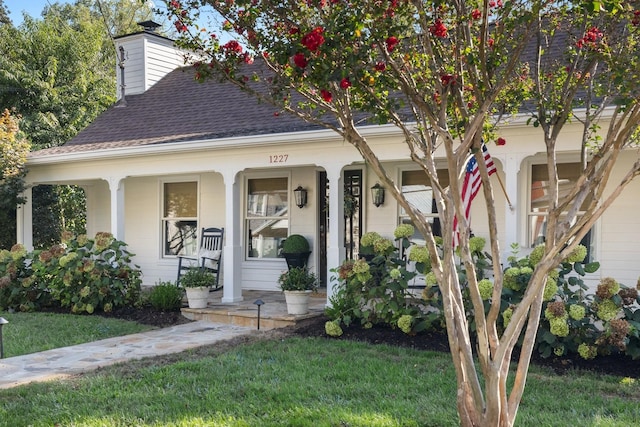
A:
[
  {"xmin": 180, "ymin": 291, "xmax": 327, "ymax": 330},
  {"xmin": 181, "ymin": 306, "xmax": 324, "ymax": 330}
]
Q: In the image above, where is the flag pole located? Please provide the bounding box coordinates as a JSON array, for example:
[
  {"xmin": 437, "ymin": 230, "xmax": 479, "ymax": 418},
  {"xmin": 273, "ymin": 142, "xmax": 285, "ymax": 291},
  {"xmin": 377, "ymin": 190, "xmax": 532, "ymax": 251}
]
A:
[{"xmin": 494, "ymin": 172, "xmax": 514, "ymax": 210}]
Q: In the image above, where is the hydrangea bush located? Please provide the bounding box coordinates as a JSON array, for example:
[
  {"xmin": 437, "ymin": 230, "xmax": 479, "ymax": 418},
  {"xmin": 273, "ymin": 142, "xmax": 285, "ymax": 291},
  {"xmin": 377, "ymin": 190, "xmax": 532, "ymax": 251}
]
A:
[
  {"xmin": 325, "ymin": 225, "xmax": 431, "ymax": 334},
  {"xmin": 0, "ymin": 232, "xmax": 142, "ymax": 314},
  {"xmin": 327, "ymin": 234, "xmax": 640, "ymax": 360}
]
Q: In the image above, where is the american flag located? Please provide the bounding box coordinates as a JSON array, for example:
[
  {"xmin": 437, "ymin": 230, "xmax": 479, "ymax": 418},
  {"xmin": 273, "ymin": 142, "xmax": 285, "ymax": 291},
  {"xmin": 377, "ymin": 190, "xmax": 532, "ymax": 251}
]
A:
[{"xmin": 453, "ymin": 143, "xmax": 497, "ymax": 247}]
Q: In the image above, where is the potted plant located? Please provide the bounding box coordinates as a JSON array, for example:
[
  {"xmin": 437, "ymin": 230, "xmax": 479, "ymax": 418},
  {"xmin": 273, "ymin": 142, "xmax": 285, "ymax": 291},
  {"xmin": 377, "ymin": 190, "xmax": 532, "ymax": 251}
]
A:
[
  {"xmin": 278, "ymin": 267, "xmax": 318, "ymax": 315},
  {"xmin": 180, "ymin": 268, "xmax": 214, "ymax": 309},
  {"xmin": 281, "ymin": 234, "xmax": 311, "ymax": 270}
]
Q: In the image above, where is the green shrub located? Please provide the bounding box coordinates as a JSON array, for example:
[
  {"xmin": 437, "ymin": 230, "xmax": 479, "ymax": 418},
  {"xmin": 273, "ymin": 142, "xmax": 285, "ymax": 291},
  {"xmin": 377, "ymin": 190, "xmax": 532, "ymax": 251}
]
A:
[
  {"xmin": 282, "ymin": 234, "xmax": 310, "ymax": 254},
  {"xmin": 0, "ymin": 232, "xmax": 142, "ymax": 314},
  {"xmin": 328, "ymin": 231, "xmax": 640, "ymax": 361},
  {"xmin": 327, "ymin": 225, "xmax": 428, "ymax": 332},
  {"xmin": 149, "ymin": 281, "xmax": 184, "ymax": 311},
  {"xmin": 0, "ymin": 244, "xmax": 52, "ymax": 311}
]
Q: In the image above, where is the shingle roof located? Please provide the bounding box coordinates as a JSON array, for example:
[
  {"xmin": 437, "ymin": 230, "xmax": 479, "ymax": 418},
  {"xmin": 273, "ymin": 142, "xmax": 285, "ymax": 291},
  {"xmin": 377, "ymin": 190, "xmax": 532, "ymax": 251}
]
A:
[{"xmin": 30, "ymin": 66, "xmax": 320, "ymax": 158}]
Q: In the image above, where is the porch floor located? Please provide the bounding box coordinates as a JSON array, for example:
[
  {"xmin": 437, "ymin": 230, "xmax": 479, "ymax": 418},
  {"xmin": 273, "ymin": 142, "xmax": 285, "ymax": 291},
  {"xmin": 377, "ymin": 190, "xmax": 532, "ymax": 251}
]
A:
[{"xmin": 180, "ymin": 290, "xmax": 327, "ymax": 330}]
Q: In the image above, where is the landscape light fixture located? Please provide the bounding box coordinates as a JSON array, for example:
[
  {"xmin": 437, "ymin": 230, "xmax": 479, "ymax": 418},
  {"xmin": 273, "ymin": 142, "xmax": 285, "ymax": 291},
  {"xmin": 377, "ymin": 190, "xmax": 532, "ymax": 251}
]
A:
[
  {"xmin": 371, "ymin": 183, "xmax": 385, "ymax": 207},
  {"xmin": 253, "ymin": 299, "xmax": 265, "ymax": 330},
  {"xmin": 0, "ymin": 317, "xmax": 8, "ymax": 359},
  {"xmin": 293, "ymin": 186, "xmax": 308, "ymax": 208}
]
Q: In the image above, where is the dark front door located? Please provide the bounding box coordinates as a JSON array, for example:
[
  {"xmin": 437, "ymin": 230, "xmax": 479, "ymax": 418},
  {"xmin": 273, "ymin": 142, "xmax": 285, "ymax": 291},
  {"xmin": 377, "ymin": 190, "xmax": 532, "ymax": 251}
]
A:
[{"xmin": 343, "ymin": 170, "xmax": 363, "ymax": 260}]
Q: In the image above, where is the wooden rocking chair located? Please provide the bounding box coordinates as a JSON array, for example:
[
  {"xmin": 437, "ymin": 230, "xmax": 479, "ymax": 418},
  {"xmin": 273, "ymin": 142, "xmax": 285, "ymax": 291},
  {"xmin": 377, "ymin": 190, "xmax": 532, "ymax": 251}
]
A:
[{"xmin": 177, "ymin": 227, "xmax": 224, "ymax": 291}]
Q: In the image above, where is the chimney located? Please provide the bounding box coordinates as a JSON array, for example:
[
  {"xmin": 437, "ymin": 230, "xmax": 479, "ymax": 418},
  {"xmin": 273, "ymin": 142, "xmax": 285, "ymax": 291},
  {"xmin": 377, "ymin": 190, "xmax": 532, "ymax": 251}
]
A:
[
  {"xmin": 113, "ymin": 21, "xmax": 186, "ymax": 99},
  {"xmin": 137, "ymin": 20, "xmax": 161, "ymax": 33}
]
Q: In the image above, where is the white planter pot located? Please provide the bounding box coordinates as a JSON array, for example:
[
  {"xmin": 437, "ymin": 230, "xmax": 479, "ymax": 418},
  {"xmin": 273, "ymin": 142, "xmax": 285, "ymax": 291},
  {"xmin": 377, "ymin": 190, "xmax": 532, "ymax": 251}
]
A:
[
  {"xmin": 185, "ymin": 287, "xmax": 210, "ymax": 309},
  {"xmin": 284, "ymin": 290, "xmax": 312, "ymax": 315}
]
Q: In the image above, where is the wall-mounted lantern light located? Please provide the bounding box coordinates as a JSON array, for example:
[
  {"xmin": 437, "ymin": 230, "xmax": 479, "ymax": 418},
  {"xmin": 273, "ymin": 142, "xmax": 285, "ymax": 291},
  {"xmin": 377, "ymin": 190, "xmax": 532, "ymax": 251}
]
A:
[
  {"xmin": 294, "ymin": 186, "xmax": 308, "ymax": 208},
  {"xmin": 371, "ymin": 183, "xmax": 385, "ymax": 207}
]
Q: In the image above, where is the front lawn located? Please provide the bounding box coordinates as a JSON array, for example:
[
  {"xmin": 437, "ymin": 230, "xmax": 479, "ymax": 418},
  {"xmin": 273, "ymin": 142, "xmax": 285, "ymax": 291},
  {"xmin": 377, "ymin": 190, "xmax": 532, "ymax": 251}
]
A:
[
  {"xmin": 0, "ymin": 311, "xmax": 153, "ymax": 358},
  {"xmin": 1, "ymin": 335, "xmax": 638, "ymax": 427}
]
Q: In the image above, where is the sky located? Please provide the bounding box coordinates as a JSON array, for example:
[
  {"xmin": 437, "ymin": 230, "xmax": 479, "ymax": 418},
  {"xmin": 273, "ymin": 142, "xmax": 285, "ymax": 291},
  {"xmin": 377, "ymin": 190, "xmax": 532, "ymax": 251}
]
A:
[{"xmin": 4, "ymin": 0, "xmax": 73, "ymax": 25}]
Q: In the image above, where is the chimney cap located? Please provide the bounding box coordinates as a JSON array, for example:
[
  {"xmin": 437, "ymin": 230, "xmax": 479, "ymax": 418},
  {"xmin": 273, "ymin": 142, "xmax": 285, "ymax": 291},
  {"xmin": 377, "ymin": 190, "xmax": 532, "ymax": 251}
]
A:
[{"xmin": 137, "ymin": 20, "xmax": 161, "ymax": 32}]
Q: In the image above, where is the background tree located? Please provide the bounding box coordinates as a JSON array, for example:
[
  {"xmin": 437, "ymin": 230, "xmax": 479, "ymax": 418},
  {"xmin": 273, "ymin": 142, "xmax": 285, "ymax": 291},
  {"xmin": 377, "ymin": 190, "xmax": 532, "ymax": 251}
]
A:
[
  {"xmin": 0, "ymin": 0, "xmax": 10, "ymax": 26},
  {"xmin": 166, "ymin": 0, "xmax": 640, "ymax": 425},
  {"xmin": 0, "ymin": 109, "xmax": 29, "ymax": 248},
  {"xmin": 0, "ymin": 0, "xmax": 154, "ymax": 248}
]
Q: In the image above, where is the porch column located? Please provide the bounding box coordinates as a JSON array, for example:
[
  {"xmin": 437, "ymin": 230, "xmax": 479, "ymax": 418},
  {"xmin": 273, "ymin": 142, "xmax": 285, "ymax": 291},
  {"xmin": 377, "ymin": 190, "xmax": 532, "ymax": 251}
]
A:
[
  {"xmin": 107, "ymin": 176, "xmax": 125, "ymax": 241},
  {"xmin": 500, "ymin": 153, "xmax": 526, "ymax": 264},
  {"xmin": 322, "ymin": 163, "xmax": 346, "ymax": 306},
  {"xmin": 221, "ymin": 169, "xmax": 243, "ymax": 303},
  {"xmin": 16, "ymin": 186, "xmax": 33, "ymax": 250}
]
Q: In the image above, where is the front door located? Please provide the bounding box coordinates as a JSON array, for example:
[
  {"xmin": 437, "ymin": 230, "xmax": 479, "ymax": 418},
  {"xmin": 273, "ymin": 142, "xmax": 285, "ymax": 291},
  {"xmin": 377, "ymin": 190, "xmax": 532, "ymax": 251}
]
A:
[{"xmin": 343, "ymin": 170, "xmax": 363, "ymax": 260}]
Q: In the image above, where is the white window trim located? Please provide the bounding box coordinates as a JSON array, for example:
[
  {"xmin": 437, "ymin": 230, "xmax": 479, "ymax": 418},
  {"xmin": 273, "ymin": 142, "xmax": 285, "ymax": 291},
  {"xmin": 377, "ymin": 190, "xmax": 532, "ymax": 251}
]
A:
[
  {"xmin": 243, "ymin": 171, "xmax": 291, "ymax": 261},
  {"xmin": 159, "ymin": 176, "xmax": 200, "ymax": 259},
  {"xmin": 523, "ymin": 156, "xmax": 599, "ymax": 261}
]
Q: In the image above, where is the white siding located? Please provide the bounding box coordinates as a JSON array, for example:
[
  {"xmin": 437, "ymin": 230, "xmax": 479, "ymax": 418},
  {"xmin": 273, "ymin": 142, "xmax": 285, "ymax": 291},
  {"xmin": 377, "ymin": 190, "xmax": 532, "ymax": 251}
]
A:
[
  {"xmin": 597, "ymin": 155, "xmax": 640, "ymax": 286},
  {"xmin": 115, "ymin": 33, "xmax": 186, "ymax": 99}
]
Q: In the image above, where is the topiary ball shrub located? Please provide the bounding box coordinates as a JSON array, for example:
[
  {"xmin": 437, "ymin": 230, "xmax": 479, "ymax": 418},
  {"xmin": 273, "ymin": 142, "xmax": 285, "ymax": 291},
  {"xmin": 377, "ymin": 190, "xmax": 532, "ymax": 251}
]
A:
[
  {"xmin": 149, "ymin": 282, "xmax": 184, "ymax": 311},
  {"xmin": 282, "ymin": 234, "xmax": 310, "ymax": 254}
]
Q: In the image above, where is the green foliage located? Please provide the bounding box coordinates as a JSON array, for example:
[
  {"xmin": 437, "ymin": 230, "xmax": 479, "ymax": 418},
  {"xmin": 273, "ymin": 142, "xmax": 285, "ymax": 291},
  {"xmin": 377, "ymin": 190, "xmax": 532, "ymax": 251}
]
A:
[
  {"xmin": 0, "ymin": 232, "xmax": 142, "ymax": 314},
  {"xmin": 278, "ymin": 267, "xmax": 318, "ymax": 291},
  {"xmin": 327, "ymin": 225, "xmax": 430, "ymax": 332},
  {"xmin": 329, "ymin": 235, "xmax": 640, "ymax": 361},
  {"xmin": 179, "ymin": 268, "xmax": 215, "ymax": 288},
  {"xmin": 0, "ymin": 110, "xmax": 28, "ymax": 249},
  {"xmin": 148, "ymin": 281, "xmax": 184, "ymax": 311},
  {"xmin": 281, "ymin": 234, "xmax": 310, "ymax": 254},
  {"xmin": 0, "ymin": 0, "xmax": 153, "ymax": 249}
]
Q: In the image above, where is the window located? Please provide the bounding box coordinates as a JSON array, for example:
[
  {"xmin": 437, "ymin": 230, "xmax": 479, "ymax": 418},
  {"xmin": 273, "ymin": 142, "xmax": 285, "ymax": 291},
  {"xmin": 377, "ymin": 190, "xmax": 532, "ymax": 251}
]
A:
[
  {"xmin": 162, "ymin": 181, "xmax": 198, "ymax": 257},
  {"xmin": 400, "ymin": 170, "xmax": 449, "ymax": 244},
  {"xmin": 246, "ymin": 177, "xmax": 289, "ymax": 259},
  {"xmin": 529, "ymin": 163, "xmax": 593, "ymax": 260}
]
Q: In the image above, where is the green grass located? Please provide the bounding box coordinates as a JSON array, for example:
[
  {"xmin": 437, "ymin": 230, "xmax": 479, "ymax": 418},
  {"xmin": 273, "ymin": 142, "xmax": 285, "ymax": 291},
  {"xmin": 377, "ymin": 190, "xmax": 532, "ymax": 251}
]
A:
[
  {"xmin": 0, "ymin": 335, "xmax": 638, "ymax": 427},
  {"xmin": 0, "ymin": 311, "xmax": 154, "ymax": 358}
]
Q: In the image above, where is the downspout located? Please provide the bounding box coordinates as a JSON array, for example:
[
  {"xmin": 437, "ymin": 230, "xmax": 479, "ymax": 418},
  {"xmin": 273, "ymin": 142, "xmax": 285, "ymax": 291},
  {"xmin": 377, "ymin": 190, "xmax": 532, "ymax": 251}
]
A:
[{"xmin": 117, "ymin": 46, "xmax": 127, "ymax": 107}]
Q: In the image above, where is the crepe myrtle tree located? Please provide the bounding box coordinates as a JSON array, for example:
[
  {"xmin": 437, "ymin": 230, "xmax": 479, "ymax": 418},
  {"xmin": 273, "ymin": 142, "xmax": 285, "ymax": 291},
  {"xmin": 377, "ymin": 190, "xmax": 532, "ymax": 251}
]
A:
[{"xmin": 166, "ymin": 1, "xmax": 640, "ymax": 425}]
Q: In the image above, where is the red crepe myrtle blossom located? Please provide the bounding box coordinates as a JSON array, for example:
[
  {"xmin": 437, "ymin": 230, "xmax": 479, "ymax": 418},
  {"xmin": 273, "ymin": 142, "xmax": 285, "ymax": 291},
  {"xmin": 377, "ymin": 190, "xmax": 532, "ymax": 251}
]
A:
[
  {"xmin": 375, "ymin": 61, "xmax": 387, "ymax": 71},
  {"xmin": 487, "ymin": 38, "xmax": 494, "ymax": 47},
  {"xmin": 169, "ymin": 0, "xmax": 180, "ymax": 8},
  {"xmin": 293, "ymin": 52, "xmax": 308, "ymax": 68},
  {"xmin": 340, "ymin": 78, "xmax": 352, "ymax": 89},
  {"xmin": 429, "ymin": 19, "xmax": 448, "ymax": 38},
  {"xmin": 222, "ymin": 40, "xmax": 243, "ymax": 54},
  {"xmin": 301, "ymin": 27, "xmax": 325, "ymax": 51},
  {"xmin": 496, "ymin": 137, "xmax": 506, "ymax": 146},
  {"xmin": 576, "ymin": 26, "xmax": 602, "ymax": 49},
  {"xmin": 440, "ymin": 74, "xmax": 455, "ymax": 86},
  {"xmin": 633, "ymin": 10, "xmax": 640, "ymax": 26},
  {"xmin": 385, "ymin": 36, "xmax": 399, "ymax": 52},
  {"xmin": 174, "ymin": 20, "xmax": 188, "ymax": 33},
  {"xmin": 471, "ymin": 9, "xmax": 481, "ymax": 20},
  {"xmin": 243, "ymin": 53, "xmax": 254, "ymax": 64},
  {"xmin": 321, "ymin": 89, "xmax": 333, "ymax": 102}
]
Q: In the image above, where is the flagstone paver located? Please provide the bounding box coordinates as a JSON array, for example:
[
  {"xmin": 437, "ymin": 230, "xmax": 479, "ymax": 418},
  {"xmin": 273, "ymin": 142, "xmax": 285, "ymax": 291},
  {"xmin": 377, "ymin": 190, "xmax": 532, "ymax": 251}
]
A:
[{"xmin": 0, "ymin": 321, "xmax": 253, "ymax": 389}]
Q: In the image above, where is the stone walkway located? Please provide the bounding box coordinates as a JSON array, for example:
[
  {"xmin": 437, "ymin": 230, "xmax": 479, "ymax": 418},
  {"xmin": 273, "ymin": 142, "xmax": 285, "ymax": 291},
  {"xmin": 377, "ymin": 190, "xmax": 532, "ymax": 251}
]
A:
[{"xmin": 0, "ymin": 321, "xmax": 254, "ymax": 390}]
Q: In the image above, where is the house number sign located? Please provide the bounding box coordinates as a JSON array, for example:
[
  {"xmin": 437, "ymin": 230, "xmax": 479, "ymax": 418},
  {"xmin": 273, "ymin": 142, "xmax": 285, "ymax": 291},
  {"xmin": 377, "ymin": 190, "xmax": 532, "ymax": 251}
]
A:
[{"xmin": 269, "ymin": 154, "xmax": 289, "ymax": 163}]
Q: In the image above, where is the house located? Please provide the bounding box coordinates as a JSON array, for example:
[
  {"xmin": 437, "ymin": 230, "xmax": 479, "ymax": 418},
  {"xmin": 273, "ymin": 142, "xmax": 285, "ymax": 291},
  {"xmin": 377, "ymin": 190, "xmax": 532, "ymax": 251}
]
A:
[{"xmin": 18, "ymin": 24, "xmax": 640, "ymax": 305}]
